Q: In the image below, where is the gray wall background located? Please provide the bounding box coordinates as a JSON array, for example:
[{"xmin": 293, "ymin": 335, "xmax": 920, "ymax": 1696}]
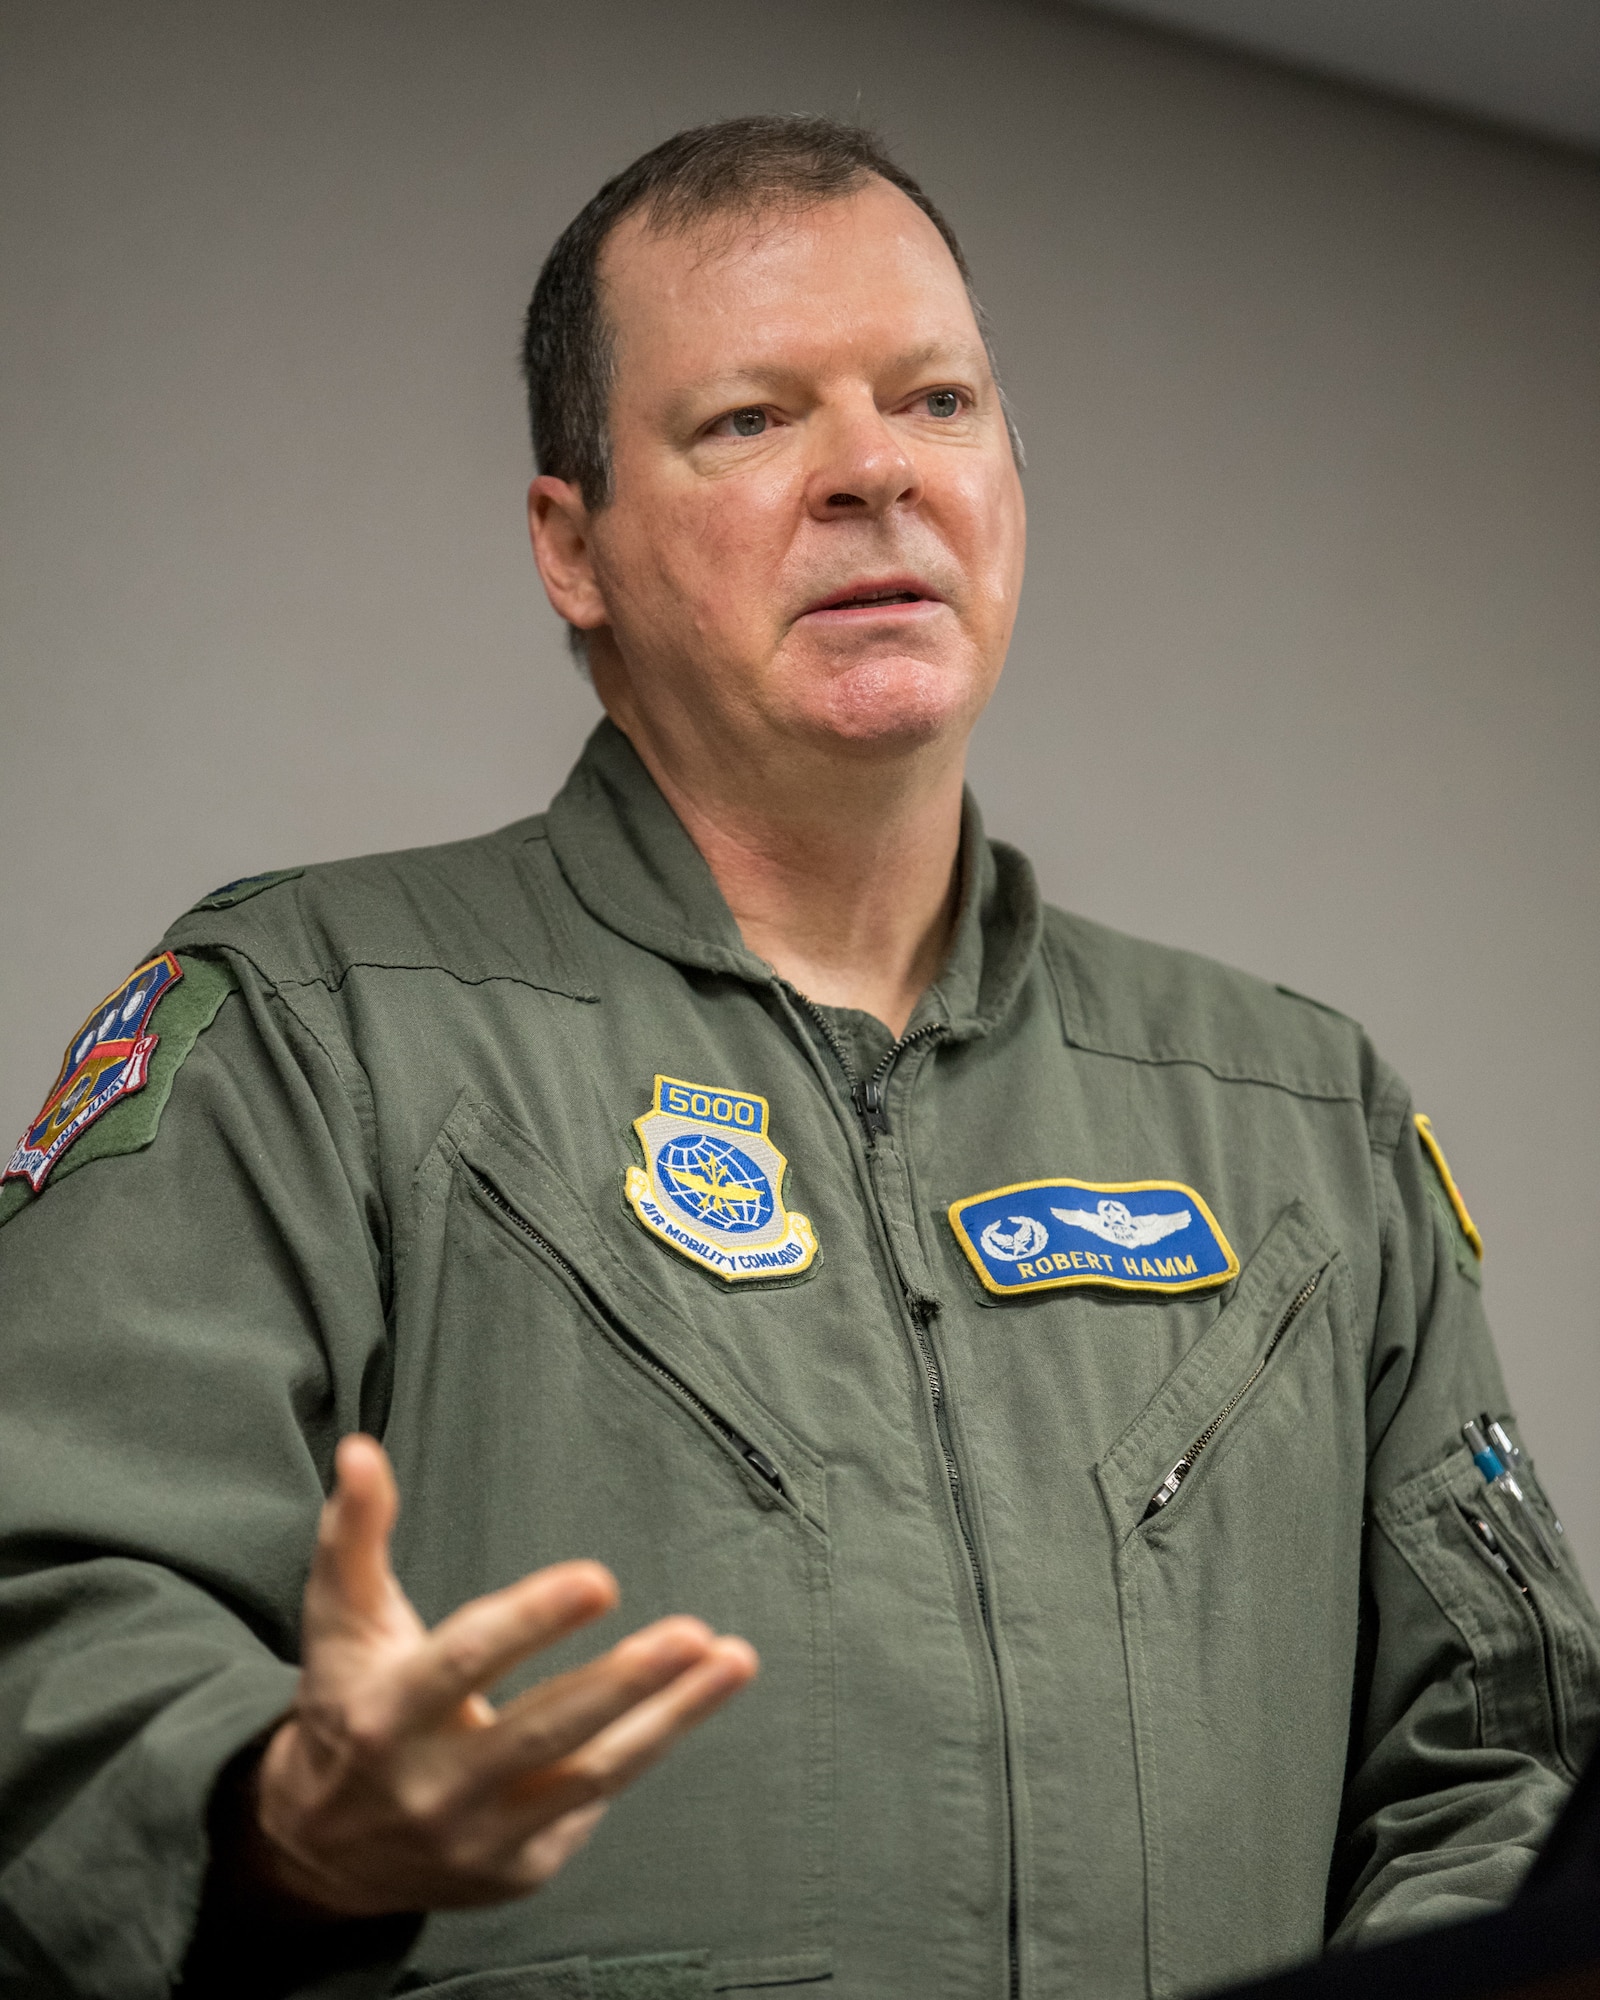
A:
[{"xmin": 4, "ymin": 2, "xmax": 1597, "ymax": 1571}]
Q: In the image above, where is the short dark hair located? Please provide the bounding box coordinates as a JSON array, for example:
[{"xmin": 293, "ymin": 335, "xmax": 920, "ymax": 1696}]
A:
[{"xmin": 520, "ymin": 113, "xmax": 1017, "ymax": 511}]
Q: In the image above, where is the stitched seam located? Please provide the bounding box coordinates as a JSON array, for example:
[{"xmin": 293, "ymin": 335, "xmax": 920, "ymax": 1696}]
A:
[
  {"xmin": 1120, "ymin": 1550, "xmax": 1164, "ymax": 1999},
  {"xmin": 1041, "ymin": 924, "xmax": 1363, "ymax": 1103},
  {"xmin": 1062, "ymin": 1038, "xmax": 1363, "ymax": 1104},
  {"xmin": 289, "ymin": 961, "xmax": 597, "ymax": 1001},
  {"xmin": 173, "ymin": 939, "xmax": 597, "ymax": 1005},
  {"xmin": 251, "ymin": 977, "xmax": 392, "ymax": 1319},
  {"xmin": 256, "ymin": 980, "xmax": 367, "ymax": 1117},
  {"xmin": 1364, "ymin": 1068, "xmax": 1413, "ymax": 1159},
  {"xmin": 1370, "ymin": 1509, "xmax": 1487, "ymax": 1752}
]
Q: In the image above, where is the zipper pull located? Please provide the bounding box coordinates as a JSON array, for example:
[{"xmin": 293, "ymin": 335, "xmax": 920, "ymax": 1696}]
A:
[
  {"xmin": 741, "ymin": 1443, "xmax": 784, "ymax": 1493},
  {"xmin": 1140, "ymin": 1269, "xmax": 1324, "ymax": 1524},
  {"xmin": 852, "ymin": 1077, "xmax": 890, "ymax": 1139},
  {"xmin": 1143, "ymin": 1460, "xmax": 1189, "ymax": 1520}
]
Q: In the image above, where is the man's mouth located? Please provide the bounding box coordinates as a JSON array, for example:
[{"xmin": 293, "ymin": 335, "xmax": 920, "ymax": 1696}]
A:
[
  {"xmin": 802, "ymin": 578, "xmax": 942, "ymax": 616},
  {"xmin": 830, "ymin": 589, "xmax": 921, "ymax": 609}
]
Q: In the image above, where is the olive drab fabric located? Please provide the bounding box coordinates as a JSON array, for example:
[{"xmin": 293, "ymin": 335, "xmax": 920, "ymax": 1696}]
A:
[{"xmin": 0, "ymin": 718, "xmax": 1596, "ymax": 2000}]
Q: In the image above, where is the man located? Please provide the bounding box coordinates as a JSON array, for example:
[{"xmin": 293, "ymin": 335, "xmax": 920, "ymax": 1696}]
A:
[{"xmin": 0, "ymin": 115, "xmax": 1595, "ymax": 2000}]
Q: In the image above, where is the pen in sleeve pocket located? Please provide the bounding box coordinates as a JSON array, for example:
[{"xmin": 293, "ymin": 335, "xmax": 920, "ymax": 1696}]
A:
[
  {"xmin": 1465, "ymin": 1512, "xmax": 1526, "ymax": 1592},
  {"xmin": 1484, "ymin": 1417, "xmax": 1564, "ymax": 1538},
  {"xmin": 1463, "ymin": 1420, "xmax": 1561, "ymax": 1570}
]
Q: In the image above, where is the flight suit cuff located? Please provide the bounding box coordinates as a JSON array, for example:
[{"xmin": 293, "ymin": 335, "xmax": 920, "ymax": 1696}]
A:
[
  {"xmin": 183, "ymin": 1732, "xmax": 425, "ymax": 2000},
  {"xmin": 0, "ymin": 1654, "xmax": 300, "ymax": 1999}
]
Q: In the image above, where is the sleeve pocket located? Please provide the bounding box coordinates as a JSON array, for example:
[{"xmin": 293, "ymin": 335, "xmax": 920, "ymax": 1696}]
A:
[{"xmin": 1376, "ymin": 1444, "xmax": 1600, "ymax": 1779}]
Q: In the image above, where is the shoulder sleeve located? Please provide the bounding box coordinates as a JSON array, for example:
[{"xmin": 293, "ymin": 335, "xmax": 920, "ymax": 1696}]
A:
[
  {"xmin": 0, "ymin": 953, "xmax": 389, "ymax": 1994},
  {"xmin": 1330, "ymin": 1078, "xmax": 1600, "ymax": 1943}
]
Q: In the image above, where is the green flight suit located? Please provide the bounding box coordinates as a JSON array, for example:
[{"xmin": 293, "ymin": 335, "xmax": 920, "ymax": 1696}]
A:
[{"xmin": 1, "ymin": 719, "xmax": 1596, "ymax": 2000}]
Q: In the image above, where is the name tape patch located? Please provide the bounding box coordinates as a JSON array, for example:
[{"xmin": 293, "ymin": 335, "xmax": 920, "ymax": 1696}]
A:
[
  {"xmin": 625, "ymin": 1074, "xmax": 817, "ymax": 1283},
  {"xmin": 949, "ymin": 1176, "xmax": 1239, "ymax": 1296},
  {"xmin": 6, "ymin": 953, "xmax": 183, "ymax": 1192}
]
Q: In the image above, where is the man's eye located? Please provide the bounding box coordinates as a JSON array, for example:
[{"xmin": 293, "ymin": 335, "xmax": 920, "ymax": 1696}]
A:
[
  {"xmin": 925, "ymin": 390, "xmax": 961, "ymax": 419},
  {"xmin": 728, "ymin": 408, "xmax": 767, "ymax": 437}
]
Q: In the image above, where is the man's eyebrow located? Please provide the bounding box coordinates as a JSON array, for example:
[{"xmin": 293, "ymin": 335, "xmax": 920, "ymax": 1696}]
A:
[
  {"xmin": 667, "ymin": 341, "xmax": 989, "ymax": 417},
  {"xmin": 868, "ymin": 338, "xmax": 983, "ymax": 376}
]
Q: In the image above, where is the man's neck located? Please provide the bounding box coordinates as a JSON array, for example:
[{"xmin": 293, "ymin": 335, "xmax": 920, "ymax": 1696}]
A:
[{"xmin": 614, "ymin": 721, "xmax": 966, "ymax": 1039}]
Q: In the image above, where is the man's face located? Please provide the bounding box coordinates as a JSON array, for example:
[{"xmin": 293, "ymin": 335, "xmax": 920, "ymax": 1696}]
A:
[{"xmin": 534, "ymin": 177, "xmax": 1026, "ymax": 769}]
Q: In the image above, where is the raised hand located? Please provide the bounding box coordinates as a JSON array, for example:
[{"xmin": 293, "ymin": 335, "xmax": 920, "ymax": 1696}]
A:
[{"xmin": 246, "ymin": 1433, "xmax": 757, "ymax": 1916}]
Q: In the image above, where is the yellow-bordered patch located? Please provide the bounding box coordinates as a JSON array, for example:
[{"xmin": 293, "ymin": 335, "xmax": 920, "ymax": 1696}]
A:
[{"xmin": 949, "ymin": 1175, "xmax": 1239, "ymax": 1296}]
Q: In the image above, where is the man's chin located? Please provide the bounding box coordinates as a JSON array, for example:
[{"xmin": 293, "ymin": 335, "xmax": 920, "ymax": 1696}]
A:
[{"xmin": 784, "ymin": 654, "xmax": 989, "ymax": 757}]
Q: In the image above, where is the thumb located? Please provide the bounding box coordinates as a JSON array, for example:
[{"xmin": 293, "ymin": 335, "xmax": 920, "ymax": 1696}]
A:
[{"xmin": 305, "ymin": 1434, "xmax": 418, "ymax": 1642}]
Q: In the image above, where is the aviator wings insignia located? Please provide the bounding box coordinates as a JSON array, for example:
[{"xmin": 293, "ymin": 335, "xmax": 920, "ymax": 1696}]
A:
[{"xmin": 1049, "ymin": 1198, "xmax": 1191, "ymax": 1248}]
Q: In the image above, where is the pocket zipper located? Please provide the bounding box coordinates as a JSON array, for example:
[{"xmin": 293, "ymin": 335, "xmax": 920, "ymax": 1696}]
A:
[
  {"xmin": 471, "ymin": 1167, "xmax": 786, "ymax": 1499},
  {"xmin": 1457, "ymin": 1501, "xmax": 1579, "ymax": 1773},
  {"xmin": 1141, "ymin": 1269, "xmax": 1324, "ymax": 1522}
]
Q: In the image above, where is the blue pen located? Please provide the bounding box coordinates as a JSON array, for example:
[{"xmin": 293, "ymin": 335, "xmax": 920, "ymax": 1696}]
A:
[
  {"xmin": 1486, "ymin": 1418, "xmax": 1564, "ymax": 1539},
  {"xmin": 1463, "ymin": 1420, "xmax": 1560, "ymax": 1569}
]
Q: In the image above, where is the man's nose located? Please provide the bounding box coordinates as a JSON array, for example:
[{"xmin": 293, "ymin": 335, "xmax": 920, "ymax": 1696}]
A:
[{"xmin": 803, "ymin": 400, "xmax": 923, "ymax": 521}]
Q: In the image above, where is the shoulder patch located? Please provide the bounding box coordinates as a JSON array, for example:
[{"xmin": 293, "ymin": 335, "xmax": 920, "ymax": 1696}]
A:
[
  {"xmin": 1414, "ymin": 1112, "xmax": 1483, "ymax": 1262},
  {"xmin": 1, "ymin": 954, "xmax": 236, "ymax": 1226},
  {"xmin": 191, "ymin": 867, "xmax": 304, "ymax": 912}
]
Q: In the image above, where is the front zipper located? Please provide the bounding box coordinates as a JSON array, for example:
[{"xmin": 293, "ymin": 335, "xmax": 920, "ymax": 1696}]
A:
[
  {"xmin": 782, "ymin": 997, "xmax": 983, "ymax": 1596},
  {"xmin": 906, "ymin": 1295, "xmax": 990, "ymax": 1625},
  {"xmin": 786, "ymin": 985, "xmax": 944, "ymax": 1147},
  {"xmin": 781, "ymin": 986, "xmax": 1014, "ymax": 1988},
  {"xmin": 471, "ymin": 1168, "xmax": 785, "ymax": 1498},
  {"xmin": 1142, "ymin": 1269, "xmax": 1325, "ymax": 1522}
]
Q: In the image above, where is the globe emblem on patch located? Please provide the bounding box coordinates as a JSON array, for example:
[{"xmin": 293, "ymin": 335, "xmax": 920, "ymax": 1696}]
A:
[
  {"xmin": 980, "ymin": 1214, "xmax": 1049, "ymax": 1262},
  {"xmin": 655, "ymin": 1131, "xmax": 775, "ymax": 1235}
]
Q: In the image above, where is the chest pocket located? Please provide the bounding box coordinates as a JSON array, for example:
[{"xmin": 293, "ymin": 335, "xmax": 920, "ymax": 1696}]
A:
[
  {"xmin": 385, "ymin": 1098, "xmax": 833, "ymax": 1994},
  {"xmin": 1093, "ymin": 1199, "xmax": 1362, "ymax": 1999}
]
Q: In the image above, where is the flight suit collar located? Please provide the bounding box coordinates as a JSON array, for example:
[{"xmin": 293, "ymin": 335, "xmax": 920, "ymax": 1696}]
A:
[{"xmin": 545, "ymin": 718, "xmax": 1040, "ymax": 1042}]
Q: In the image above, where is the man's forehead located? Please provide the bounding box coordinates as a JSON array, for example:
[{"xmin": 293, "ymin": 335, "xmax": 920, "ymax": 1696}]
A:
[
  {"xmin": 601, "ymin": 174, "xmax": 953, "ymax": 280},
  {"xmin": 599, "ymin": 182, "xmax": 981, "ymax": 381}
]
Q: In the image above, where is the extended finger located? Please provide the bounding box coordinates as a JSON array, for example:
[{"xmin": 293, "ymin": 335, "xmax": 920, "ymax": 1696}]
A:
[
  {"xmin": 388, "ymin": 1560, "xmax": 620, "ymax": 1734},
  {"xmin": 500, "ymin": 1635, "xmax": 758, "ymax": 1822},
  {"xmin": 511, "ymin": 1799, "xmax": 609, "ymax": 1893},
  {"xmin": 304, "ymin": 1435, "xmax": 406, "ymax": 1635},
  {"xmin": 457, "ymin": 1614, "xmax": 719, "ymax": 1796}
]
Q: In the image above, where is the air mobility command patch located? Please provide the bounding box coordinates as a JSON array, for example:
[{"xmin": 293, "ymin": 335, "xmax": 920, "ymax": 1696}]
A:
[
  {"xmin": 950, "ymin": 1177, "xmax": 1239, "ymax": 1297},
  {"xmin": 626, "ymin": 1075, "xmax": 818, "ymax": 1282},
  {"xmin": 1, "ymin": 952, "xmax": 236, "ymax": 1224}
]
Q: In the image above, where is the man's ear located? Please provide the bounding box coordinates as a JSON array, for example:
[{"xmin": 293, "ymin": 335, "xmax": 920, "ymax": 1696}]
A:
[{"xmin": 528, "ymin": 476, "xmax": 609, "ymax": 633}]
